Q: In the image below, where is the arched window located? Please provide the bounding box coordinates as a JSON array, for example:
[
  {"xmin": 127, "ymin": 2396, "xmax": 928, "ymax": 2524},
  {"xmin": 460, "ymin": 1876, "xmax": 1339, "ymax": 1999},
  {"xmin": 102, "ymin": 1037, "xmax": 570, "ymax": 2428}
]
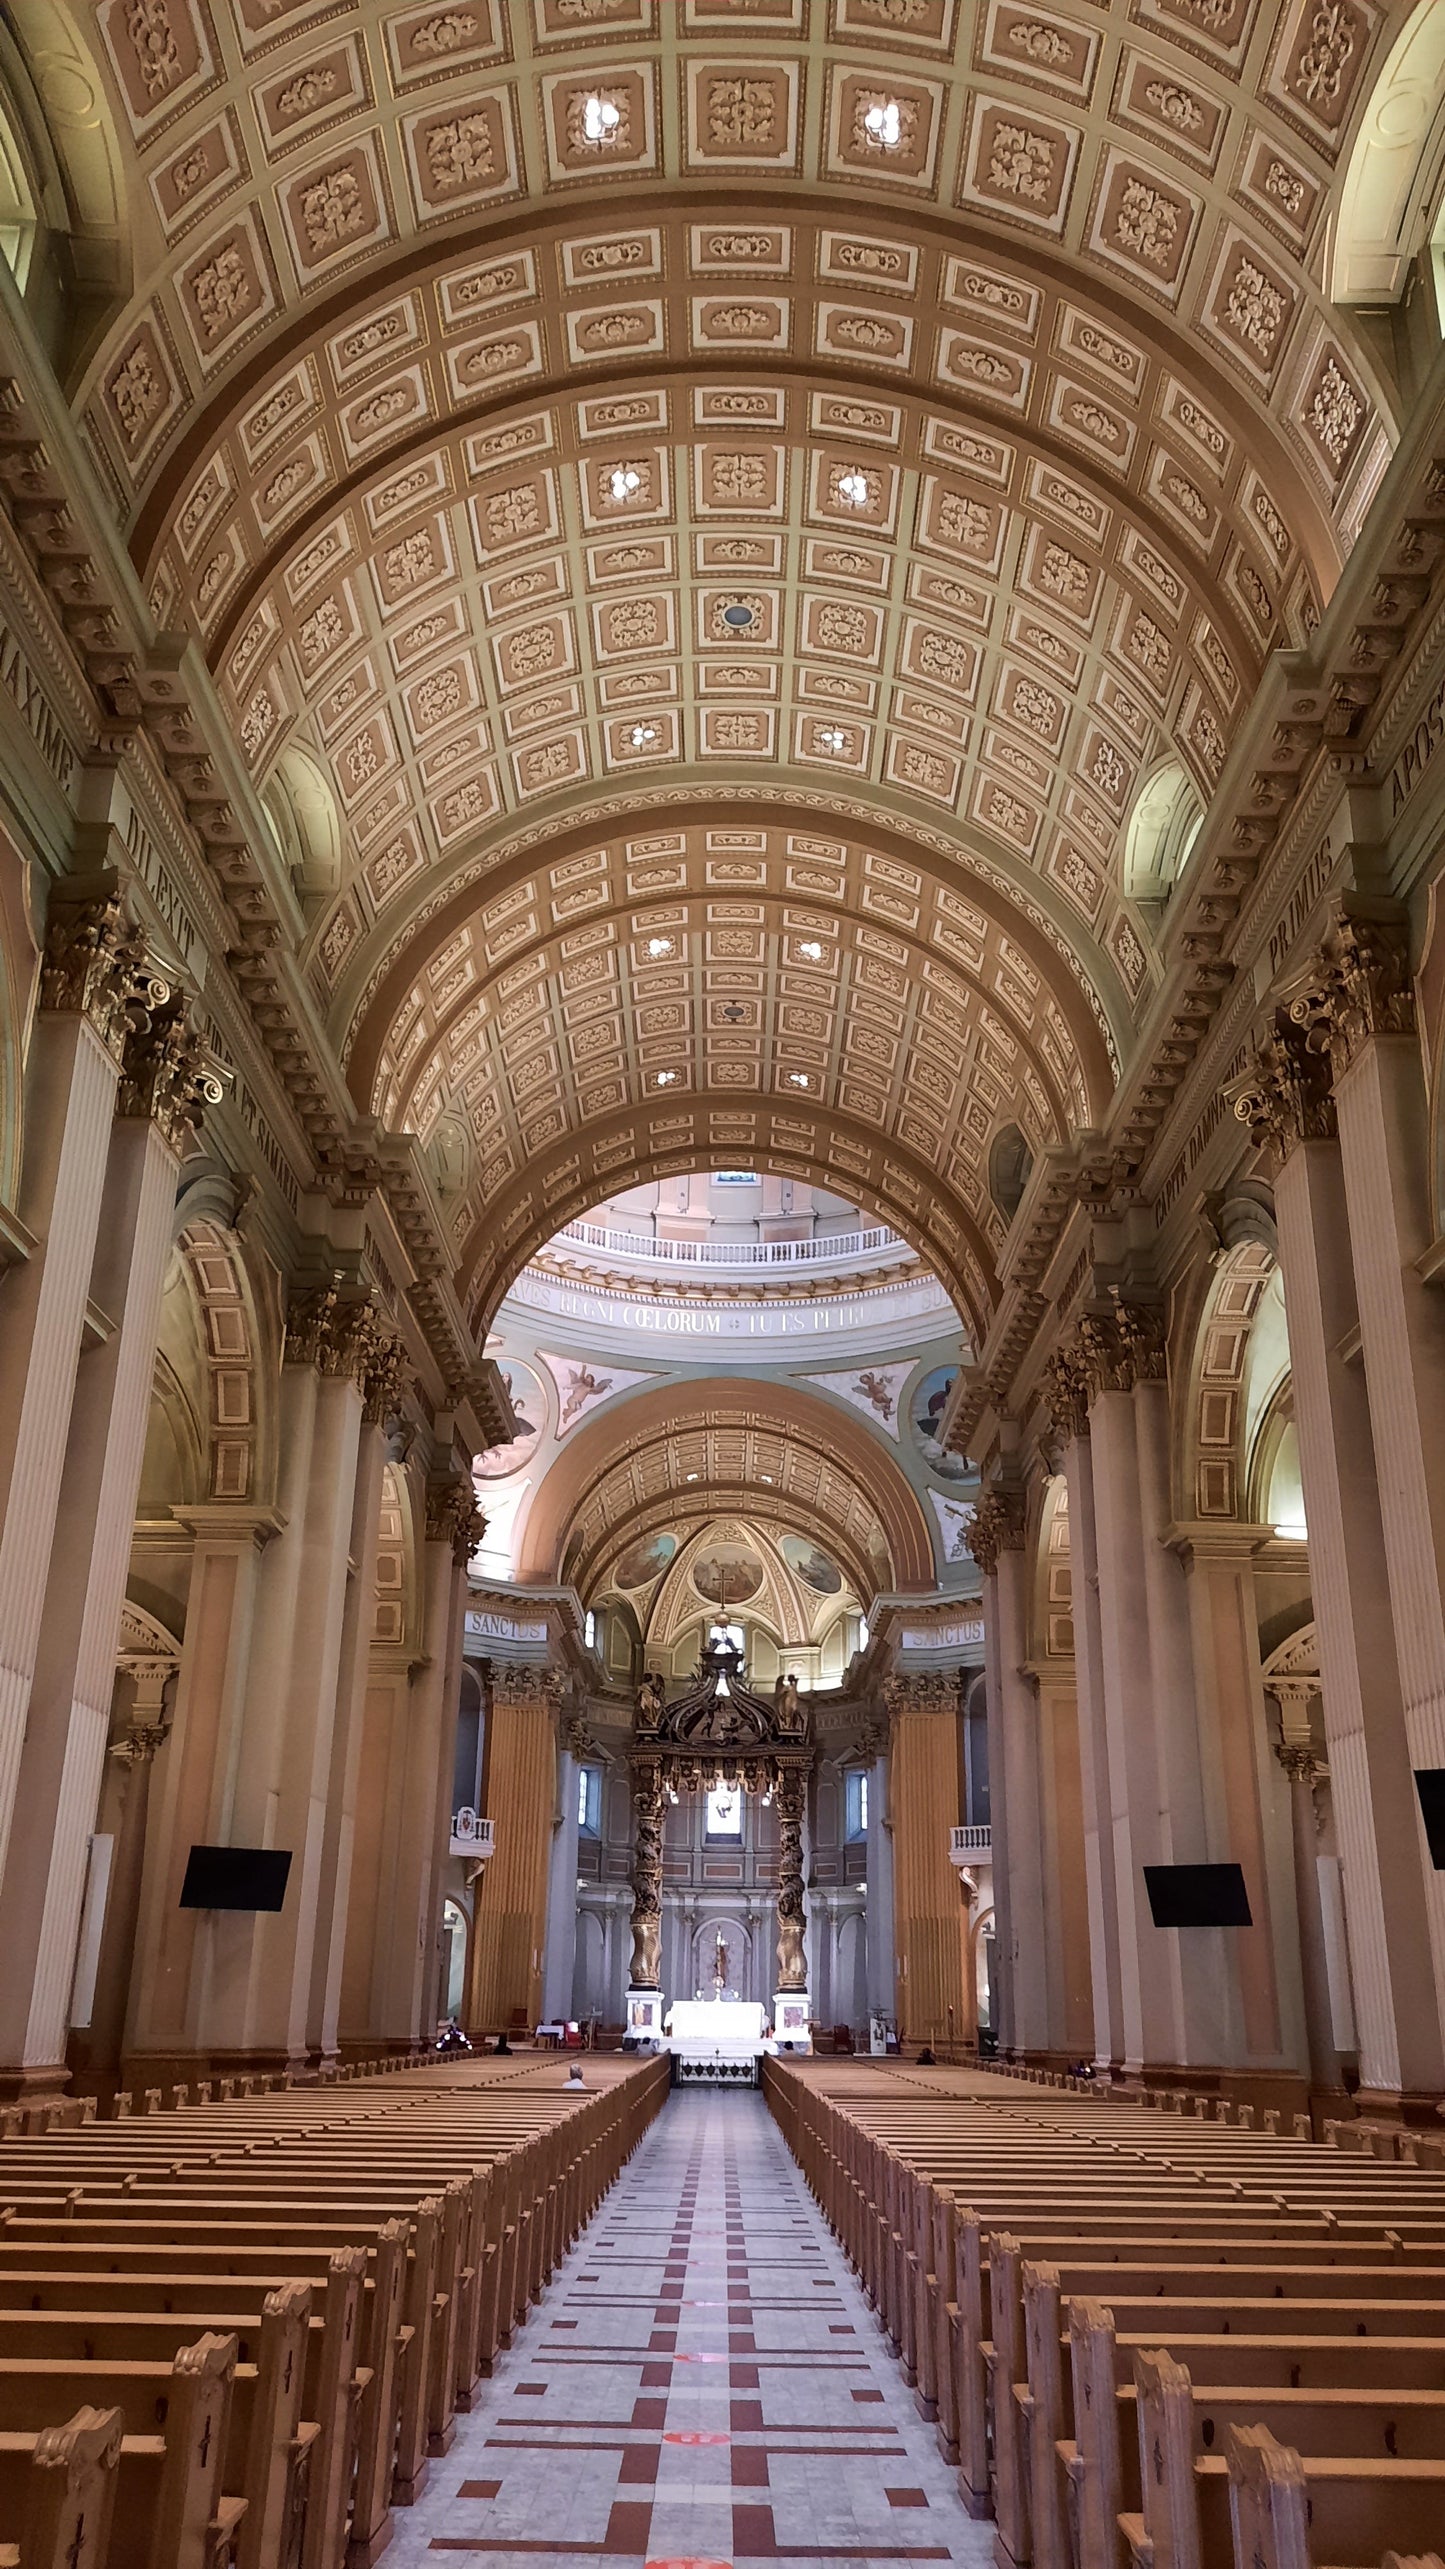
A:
[
  {"xmin": 988, "ymin": 1124, "xmax": 1034, "ymax": 1223},
  {"xmin": 1122, "ymin": 762, "xmax": 1203, "ymax": 911}
]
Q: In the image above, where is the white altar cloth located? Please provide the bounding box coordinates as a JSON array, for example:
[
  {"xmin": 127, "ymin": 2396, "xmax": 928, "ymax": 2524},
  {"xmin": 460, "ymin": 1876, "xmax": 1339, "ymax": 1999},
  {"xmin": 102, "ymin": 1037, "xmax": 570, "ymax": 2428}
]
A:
[{"xmin": 665, "ymin": 1998, "xmax": 767, "ymax": 2050}]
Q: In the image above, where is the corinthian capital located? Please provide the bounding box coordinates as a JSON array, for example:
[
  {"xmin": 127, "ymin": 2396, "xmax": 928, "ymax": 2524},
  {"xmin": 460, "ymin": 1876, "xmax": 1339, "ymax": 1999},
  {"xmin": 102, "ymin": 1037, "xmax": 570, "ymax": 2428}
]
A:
[
  {"xmin": 118, "ymin": 992, "xmax": 225, "ymax": 1152},
  {"xmin": 359, "ymin": 1321, "xmax": 413, "ymax": 1425},
  {"xmin": 284, "ymin": 1283, "xmax": 401, "ymax": 1391},
  {"xmin": 964, "ymin": 1482, "xmax": 1028, "ymax": 1577},
  {"xmin": 490, "ymin": 1660, "xmax": 564, "ymax": 1710},
  {"xmin": 1288, "ymin": 913, "xmax": 1414, "ymax": 1083},
  {"xmin": 40, "ymin": 895, "xmax": 151, "ymax": 1060},
  {"xmin": 1230, "ymin": 1017, "xmax": 1336, "ymax": 1162},
  {"xmin": 883, "ymin": 1669, "xmax": 962, "ymax": 1717},
  {"xmin": 1043, "ymin": 1343, "xmax": 1091, "ymax": 1443},
  {"xmin": 425, "ymin": 1470, "xmax": 486, "ymax": 1565}
]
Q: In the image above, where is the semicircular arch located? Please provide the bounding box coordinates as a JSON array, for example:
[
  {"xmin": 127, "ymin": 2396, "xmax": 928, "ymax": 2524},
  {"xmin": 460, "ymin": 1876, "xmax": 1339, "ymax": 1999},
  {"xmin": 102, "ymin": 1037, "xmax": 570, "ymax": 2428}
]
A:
[{"xmin": 513, "ymin": 1375, "xmax": 936, "ymax": 1595}]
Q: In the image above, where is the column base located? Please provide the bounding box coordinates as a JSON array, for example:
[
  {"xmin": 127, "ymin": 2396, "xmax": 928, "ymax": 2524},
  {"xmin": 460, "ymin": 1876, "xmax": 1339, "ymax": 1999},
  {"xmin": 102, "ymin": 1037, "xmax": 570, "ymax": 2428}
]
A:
[
  {"xmin": 1353, "ymin": 2084, "xmax": 1445, "ymax": 2130},
  {"xmin": 0, "ymin": 2062, "xmax": 70, "ymax": 2106},
  {"xmin": 1118, "ymin": 2062, "xmax": 1312, "ymax": 2122},
  {"xmin": 624, "ymin": 1989, "xmax": 665, "ymax": 2051},
  {"xmin": 774, "ymin": 1990, "xmax": 812, "ymax": 2054}
]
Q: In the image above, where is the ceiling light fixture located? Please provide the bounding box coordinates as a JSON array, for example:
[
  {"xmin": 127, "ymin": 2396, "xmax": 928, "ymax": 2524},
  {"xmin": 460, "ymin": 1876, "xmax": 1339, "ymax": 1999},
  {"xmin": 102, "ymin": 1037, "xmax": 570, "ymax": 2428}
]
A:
[
  {"xmin": 608, "ymin": 464, "xmax": 643, "ymax": 502},
  {"xmin": 646, "ymin": 936, "xmax": 674, "ymax": 959},
  {"xmin": 818, "ymin": 726, "xmax": 849, "ymax": 752},
  {"xmin": 722, "ymin": 601, "xmax": 756, "ymax": 629},
  {"xmin": 837, "ymin": 469, "xmax": 871, "ymax": 507},
  {"xmin": 863, "ymin": 99, "xmax": 903, "ymax": 147},
  {"xmin": 798, "ymin": 940, "xmax": 823, "ymax": 961},
  {"xmin": 787, "ymin": 1071, "xmax": 810, "ymax": 1088},
  {"xmin": 628, "ymin": 722, "xmax": 658, "ymax": 747},
  {"xmin": 655, "ymin": 1069, "xmax": 678, "ymax": 1086},
  {"xmin": 582, "ymin": 94, "xmax": 622, "ymax": 143}
]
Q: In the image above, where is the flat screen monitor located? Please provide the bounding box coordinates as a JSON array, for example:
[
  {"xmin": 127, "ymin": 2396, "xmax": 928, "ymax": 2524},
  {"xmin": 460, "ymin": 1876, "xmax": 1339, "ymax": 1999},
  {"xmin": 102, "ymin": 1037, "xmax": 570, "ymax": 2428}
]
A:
[
  {"xmin": 179, "ymin": 1845, "xmax": 292, "ymax": 1912},
  {"xmin": 1415, "ymin": 1769, "xmax": 1445, "ymax": 1869},
  {"xmin": 1143, "ymin": 1862, "xmax": 1252, "ymax": 1929}
]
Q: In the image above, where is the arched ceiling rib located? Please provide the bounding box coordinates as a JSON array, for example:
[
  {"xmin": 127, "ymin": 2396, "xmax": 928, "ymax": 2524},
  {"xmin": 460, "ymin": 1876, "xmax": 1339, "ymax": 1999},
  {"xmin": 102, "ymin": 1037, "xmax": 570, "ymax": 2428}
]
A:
[{"xmin": 512, "ymin": 1375, "xmax": 937, "ymax": 1596}]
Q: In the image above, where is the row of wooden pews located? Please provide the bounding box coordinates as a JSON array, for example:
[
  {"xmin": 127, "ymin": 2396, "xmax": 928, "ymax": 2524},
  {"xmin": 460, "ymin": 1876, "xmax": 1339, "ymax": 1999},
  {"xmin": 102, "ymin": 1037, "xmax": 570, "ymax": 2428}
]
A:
[
  {"xmin": 764, "ymin": 2056, "xmax": 1445, "ymax": 2569},
  {"xmin": 0, "ymin": 2050, "xmax": 668, "ymax": 2569}
]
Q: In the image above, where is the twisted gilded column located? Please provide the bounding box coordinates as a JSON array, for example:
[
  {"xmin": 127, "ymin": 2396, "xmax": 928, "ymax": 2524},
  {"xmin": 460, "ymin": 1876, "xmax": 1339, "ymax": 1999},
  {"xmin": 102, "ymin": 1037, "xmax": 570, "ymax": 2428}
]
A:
[
  {"xmin": 627, "ymin": 1759, "xmax": 664, "ymax": 1991},
  {"xmin": 775, "ymin": 1767, "xmax": 808, "ymax": 1991}
]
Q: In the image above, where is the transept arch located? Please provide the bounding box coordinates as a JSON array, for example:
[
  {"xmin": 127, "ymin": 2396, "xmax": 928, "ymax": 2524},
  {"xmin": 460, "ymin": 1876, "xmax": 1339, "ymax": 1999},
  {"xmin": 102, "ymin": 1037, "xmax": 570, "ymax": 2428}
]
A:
[{"xmin": 1332, "ymin": 0, "xmax": 1445, "ymax": 308}]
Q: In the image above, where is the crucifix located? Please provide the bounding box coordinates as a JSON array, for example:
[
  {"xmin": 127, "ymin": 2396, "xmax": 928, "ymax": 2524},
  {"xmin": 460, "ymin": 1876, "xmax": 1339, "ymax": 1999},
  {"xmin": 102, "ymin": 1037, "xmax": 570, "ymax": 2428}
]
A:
[{"xmin": 712, "ymin": 1929, "xmax": 729, "ymax": 1997}]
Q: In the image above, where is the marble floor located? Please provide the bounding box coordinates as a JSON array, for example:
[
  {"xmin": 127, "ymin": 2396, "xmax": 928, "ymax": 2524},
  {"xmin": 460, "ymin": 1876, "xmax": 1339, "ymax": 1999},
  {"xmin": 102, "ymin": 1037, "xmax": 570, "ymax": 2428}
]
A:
[{"xmin": 386, "ymin": 2080, "xmax": 991, "ymax": 2569}]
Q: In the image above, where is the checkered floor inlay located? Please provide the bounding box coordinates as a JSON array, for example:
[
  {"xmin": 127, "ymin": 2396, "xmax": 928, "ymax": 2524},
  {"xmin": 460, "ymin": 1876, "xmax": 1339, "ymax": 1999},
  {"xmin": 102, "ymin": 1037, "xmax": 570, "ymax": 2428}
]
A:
[{"xmin": 384, "ymin": 2084, "xmax": 991, "ymax": 2568}]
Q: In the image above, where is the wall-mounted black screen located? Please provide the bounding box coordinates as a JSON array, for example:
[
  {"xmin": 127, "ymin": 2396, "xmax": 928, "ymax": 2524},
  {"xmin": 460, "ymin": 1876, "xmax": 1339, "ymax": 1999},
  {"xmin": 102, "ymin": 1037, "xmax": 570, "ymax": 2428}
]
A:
[
  {"xmin": 1415, "ymin": 1770, "xmax": 1445, "ymax": 1869},
  {"xmin": 179, "ymin": 1846, "xmax": 292, "ymax": 1912},
  {"xmin": 1143, "ymin": 1862, "xmax": 1252, "ymax": 1928}
]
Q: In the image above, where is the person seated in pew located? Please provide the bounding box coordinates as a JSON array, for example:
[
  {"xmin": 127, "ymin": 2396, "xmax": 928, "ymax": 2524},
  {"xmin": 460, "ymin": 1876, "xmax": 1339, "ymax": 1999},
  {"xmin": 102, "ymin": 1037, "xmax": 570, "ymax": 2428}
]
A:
[{"xmin": 564, "ymin": 2062, "xmax": 586, "ymax": 2088}]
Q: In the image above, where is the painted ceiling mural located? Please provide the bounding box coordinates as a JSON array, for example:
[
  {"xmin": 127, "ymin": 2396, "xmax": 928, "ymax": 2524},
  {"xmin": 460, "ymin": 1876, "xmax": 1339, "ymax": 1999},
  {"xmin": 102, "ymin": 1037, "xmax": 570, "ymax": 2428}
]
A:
[{"xmin": 29, "ymin": 0, "xmax": 1413, "ymax": 1355}]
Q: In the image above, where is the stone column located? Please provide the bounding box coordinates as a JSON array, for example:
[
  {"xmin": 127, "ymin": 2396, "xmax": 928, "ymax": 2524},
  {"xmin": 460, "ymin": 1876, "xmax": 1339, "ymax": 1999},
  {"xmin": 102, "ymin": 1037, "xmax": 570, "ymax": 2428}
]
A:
[
  {"xmin": 348, "ymin": 1475, "xmax": 475, "ymax": 2053},
  {"xmin": 1048, "ymin": 1361, "xmax": 1125, "ymax": 2072},
  {"xmin": 1074, "ymin": 1312, "xmax": 1187, "ymax": 2076},
  {"xmin": 1272, "ymin": 1729, "xmax": 1346, "ymax": 2116},
  {"xmin": 0, "ymin": 898, "xmax": 147, "ymax": 1910},
  {"xmin": 1235, "ymin": 1019, "xmax": 1445, "ymax": 2104},
  {"xmin": 969, "ymin": 1486, "xmax": 1043, "ymax": 2058},
  {"xmin": 198, "ymin": 1290, "xmax": 378, "ymax": 2070},
  {"xmin": 0, "ymin": 995, "xmax": 219, "ymax": 2091},
  {"xmin": 123, "ymin": 1508, "xmax": 281, "ymax": 2083},
  {"xmin": 1031, "ymin": 1667, "xmax": 1095, "ymax": 2062},
  {"xmin": 863, "ymin": 1719, "xmax": 895, "ymax": 2025},
  {"xmin": 68, "ymin": 1635, "xmax": 176, "ymax": 2092},
  {"xmin": 1171, "ymin": 1525, "xmax": 1305, "ymax": 2084},
  {"xmin": 883, "ymin": 1673, "xmax": 968, "ymax": 2049},
  {"xmin": 467, "ymin": 1658, "xmax": 562, "ymax": 2035},
  {"xmin": 541, "ymin": 1720, "xmax": 587, "ymax": 2023},
  {"xmin": 306, "ymin": 1331, "xmax": 411, "ymax": 2066},
  {"xmin": 1299, "ymin": 918, "xmax": 1445, "ymax": 2086}
]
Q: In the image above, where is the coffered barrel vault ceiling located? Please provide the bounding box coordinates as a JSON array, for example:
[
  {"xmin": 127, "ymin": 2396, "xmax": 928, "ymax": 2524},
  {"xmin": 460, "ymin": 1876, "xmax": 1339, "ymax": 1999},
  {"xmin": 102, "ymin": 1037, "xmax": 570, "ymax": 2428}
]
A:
[
  {"xmin": 511, "ymin": 1378, "xmax": 938, "ymax": 1597},
  {"xmin": 49, "ymin": 0, "xmax": 1412, "ymax": 1329}
]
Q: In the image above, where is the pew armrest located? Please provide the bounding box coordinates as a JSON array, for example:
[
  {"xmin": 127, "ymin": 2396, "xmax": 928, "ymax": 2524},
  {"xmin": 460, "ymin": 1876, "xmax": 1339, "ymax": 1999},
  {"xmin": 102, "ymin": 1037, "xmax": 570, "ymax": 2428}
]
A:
[{"xmin": 1118, "ymin": 2507, "xmax": 1153, "ymax": 2569}]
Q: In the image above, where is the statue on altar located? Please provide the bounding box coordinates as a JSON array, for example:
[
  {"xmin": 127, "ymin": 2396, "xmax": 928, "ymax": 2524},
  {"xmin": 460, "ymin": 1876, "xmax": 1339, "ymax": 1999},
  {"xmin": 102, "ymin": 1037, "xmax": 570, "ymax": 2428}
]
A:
[
  {"xmin": 712, "ymin": 1929, "xmax": 730, "ymax": 1997},
  {"xmin": 637, "ymin": 1669, "xmax": 666, "ymax": 1726}
]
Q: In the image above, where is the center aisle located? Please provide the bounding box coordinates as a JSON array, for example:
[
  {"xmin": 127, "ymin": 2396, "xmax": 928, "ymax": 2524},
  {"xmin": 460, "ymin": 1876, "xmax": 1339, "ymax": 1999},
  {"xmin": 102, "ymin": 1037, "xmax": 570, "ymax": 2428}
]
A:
[{"xmin": 388, "ymin": 2083, "xmax": 990, "ymax": 2567}]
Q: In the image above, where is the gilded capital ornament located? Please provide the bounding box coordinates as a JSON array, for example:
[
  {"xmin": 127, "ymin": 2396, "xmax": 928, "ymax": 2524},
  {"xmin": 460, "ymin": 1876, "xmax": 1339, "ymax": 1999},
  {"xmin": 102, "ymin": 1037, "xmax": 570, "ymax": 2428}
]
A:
[
  {"xmin": 1288, "ymin": 914, "xmax": 1414, "ymax": 1083},
  {"xmin": 109, "ymin": 1722, "xmax": 168, "ymax": 1767},
  {"xmin": 1273, "ymin": 1738, "xmax": 1320, "ymax": 1787},
  {"xmin": 883, "ymin": 1669, "xmax": 963, "ymax": 1716},
  {"xmin": 40, "ymin": 896, "xmax": 151, "ymax": 1060},
  {"xmin": 964, "ymin": 1482, "xmax": 1028, "ymax": 1577},
  {"xmin": 1231, "ymin": 1017, "xmax": 1336, "ymax": 1161},
  {"xmin": 489, "ymin": 1660, "xmax": 564, "ymax": 1709},
  {"xmin": 1043, "ymin": 1343, "xmax": 1091, "ymax": 1442},
  {"xmin": 425, "ymin": 1471, "xmax": 486, "ymax": 1566},
  {"xmin": 360, "ymin": 1323, "xmax": 412, "ymax": 1425},
  {"xmin": 117, "ymin": 992, "xmax": 225, "ymax": 1152}
]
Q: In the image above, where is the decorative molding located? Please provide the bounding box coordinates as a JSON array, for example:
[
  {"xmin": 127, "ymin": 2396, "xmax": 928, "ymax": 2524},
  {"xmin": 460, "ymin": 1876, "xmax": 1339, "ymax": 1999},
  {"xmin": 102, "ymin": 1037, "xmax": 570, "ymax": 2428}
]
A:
[
  {"xmin": 118, "ymin": 990, "xmax": 226, "ymax": 1150},
  {"xmin": 963, "ymin": 1480, "xmax": 1028, "ymax": 1576}
]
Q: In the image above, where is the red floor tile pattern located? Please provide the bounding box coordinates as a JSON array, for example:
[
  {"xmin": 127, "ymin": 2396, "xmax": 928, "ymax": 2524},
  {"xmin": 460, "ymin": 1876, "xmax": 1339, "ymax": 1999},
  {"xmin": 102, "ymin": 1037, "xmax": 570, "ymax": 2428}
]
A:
[{"xmin": 386, "ymin": 2084, "xmax": 991, "ymax": 2568}]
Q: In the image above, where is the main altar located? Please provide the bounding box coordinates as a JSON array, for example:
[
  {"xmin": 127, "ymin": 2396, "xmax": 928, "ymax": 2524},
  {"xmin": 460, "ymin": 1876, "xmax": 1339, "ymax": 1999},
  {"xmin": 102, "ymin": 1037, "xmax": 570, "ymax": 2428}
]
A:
[{"xmin": 625, "ymin": 1639, "xmax": 814, "ymax": 2073}]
